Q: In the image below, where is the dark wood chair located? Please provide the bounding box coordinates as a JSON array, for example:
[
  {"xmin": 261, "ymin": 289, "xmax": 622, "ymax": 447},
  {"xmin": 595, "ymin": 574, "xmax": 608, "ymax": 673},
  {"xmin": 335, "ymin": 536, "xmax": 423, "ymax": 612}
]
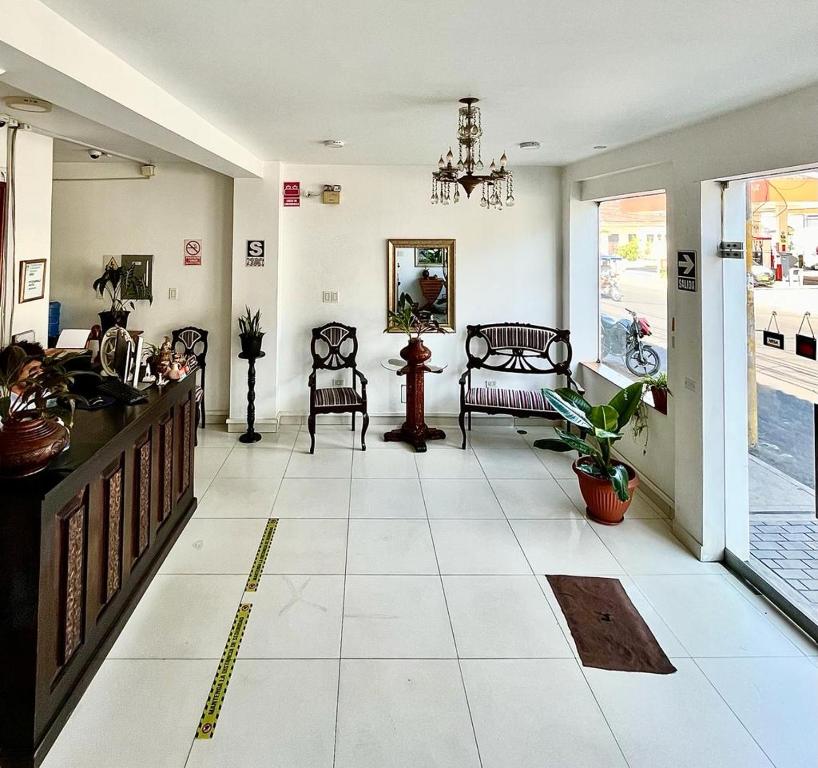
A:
[
  {"xmin": 457, "ymin": 322, "xmax": 581, "ymax": 448},
  {"xmin": 308, "ymin": 322, "xmax": 369, "ymax": 453},
  {"xmin": 171, "ymin": 326, "xmax": 208, "ymax": 427}
]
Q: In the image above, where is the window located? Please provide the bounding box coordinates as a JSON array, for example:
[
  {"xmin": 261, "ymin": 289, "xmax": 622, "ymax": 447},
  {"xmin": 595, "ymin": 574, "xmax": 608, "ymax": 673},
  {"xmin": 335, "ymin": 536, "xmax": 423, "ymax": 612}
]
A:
[{"xmin": 598, "ymin": 192, "xmax": 668, "ymax": 380}]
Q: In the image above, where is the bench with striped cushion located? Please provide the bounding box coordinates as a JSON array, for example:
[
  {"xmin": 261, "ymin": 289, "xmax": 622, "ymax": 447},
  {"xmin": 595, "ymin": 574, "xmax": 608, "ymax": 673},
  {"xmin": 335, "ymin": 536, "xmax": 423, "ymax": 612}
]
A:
[{"xmin": 458, "ymin": 322, "xmax": 579, "ymax": 448}]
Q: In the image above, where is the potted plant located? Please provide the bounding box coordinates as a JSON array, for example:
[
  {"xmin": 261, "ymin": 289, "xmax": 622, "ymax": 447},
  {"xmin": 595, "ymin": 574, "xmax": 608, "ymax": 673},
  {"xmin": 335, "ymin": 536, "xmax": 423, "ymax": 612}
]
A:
[
  {"xmin": 385, "ymin": 300, "xmax": 449, "ymax": 367},
  {"xmin": 533, "ymin": 381, "xmax": 644, "ymax": 525},
  {"xmin": 0, "ymin": 346, "xmax": 87, "ymax": 477},
  {"xmin": 238, "ymin": 306, "xmax": 264, "ymax": 357},
  {"xmin": 642, "ymin": 371, "xmax": 671, "ymax": 415},
  {"xmin": 92, "ymin": 263, "xmax": 152, "ymax": 333}
]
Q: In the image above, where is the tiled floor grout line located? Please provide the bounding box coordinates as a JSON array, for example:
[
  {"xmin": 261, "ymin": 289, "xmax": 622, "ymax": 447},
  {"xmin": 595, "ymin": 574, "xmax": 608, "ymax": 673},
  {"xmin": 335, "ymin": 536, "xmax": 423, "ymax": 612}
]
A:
[
  {"xmin": 689, "ymin": 656, "xmax": 779, "ymax": 767},
  {"xmin": 417, "ymin": 453, "xmax": 486, "ymax": 768},
  {"xmin": 471, "ymin": 433, "xmax": 635, "ymax": 768},
  {"xmin": 331, "ymin": 427, "xmax": 353, "ymax": 768}
]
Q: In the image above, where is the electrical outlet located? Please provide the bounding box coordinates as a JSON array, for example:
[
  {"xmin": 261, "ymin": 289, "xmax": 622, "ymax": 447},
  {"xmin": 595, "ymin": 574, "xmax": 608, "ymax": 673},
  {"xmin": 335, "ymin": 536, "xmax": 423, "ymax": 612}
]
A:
[
  {"xmin": 332, "ymin": 378, "xmax": 344, "ymax": 387},
  {"xmin": 168, "ymin": 287, "xmax": 178, "ymax": 300},
  {"xmin": 485, "ymin": 380, "xmax": 497, "ymax": 388},
  {"xmin": 322, "ymin": 290, "xmax": 339, "ymax": 303},
  {"xmin": 401, "ymin": 384, "xmax": 407, "ymax": 403}
]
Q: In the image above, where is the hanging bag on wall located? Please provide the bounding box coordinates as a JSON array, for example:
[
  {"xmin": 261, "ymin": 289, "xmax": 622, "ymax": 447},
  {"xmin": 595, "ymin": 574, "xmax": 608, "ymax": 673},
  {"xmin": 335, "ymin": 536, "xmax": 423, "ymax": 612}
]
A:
[
  {"xmin": 795, "ymin": 312, "xmax": 817, "ymax": 360},
  {"xmin": 762, "ymin": 311, "xmax": 784, "ymax": 350}
]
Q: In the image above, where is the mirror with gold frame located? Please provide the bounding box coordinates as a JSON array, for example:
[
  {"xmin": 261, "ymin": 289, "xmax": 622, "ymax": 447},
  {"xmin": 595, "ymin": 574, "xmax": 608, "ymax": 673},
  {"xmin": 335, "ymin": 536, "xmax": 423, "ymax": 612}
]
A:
[{"xmin": 387, "ymin": 239, "xmax": 455, "ymax": 332}]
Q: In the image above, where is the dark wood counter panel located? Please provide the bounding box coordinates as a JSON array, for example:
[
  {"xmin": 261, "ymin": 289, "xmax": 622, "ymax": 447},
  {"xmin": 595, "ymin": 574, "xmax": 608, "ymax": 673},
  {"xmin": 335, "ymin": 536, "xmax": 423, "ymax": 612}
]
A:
[{"xmin": 0, "ymin": 377, "xmax": 197, "ymax": 768}]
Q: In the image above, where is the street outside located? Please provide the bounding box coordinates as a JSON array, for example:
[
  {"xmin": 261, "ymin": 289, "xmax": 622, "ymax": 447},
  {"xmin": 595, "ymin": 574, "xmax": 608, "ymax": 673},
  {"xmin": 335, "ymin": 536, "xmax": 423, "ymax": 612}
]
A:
[{"xmin": 600, "ymin": 267, "xmax": 818, "ymax": 490}]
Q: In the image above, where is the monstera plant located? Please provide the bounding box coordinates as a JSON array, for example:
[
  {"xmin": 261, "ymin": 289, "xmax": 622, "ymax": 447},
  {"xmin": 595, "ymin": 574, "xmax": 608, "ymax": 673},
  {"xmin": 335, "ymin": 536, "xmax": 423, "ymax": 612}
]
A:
[{"xmin": 533, "ymin": 381, "xmax": 644, "ymax": 524}]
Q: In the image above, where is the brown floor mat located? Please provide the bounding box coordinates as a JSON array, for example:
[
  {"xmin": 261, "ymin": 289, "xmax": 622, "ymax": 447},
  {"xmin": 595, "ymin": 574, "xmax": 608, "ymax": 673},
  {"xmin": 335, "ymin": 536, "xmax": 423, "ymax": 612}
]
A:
[{"xmin": 547, "ymin": 575, "xmax": 676, "ymax": 674}]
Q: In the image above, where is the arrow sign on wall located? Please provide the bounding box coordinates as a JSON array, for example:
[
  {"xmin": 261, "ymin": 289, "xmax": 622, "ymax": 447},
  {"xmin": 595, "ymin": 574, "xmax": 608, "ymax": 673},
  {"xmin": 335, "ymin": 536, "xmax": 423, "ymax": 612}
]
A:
[{"xmin": 677, "ymin": 250, "xmax": 697, "ymax": 292}]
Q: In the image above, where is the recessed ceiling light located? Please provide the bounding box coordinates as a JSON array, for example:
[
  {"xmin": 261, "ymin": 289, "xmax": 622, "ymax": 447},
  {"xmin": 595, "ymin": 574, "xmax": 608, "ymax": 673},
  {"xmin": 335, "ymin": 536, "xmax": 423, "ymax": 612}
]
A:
[
  {"xmin": 518, "ymin": 141, "xmax": 540, "ymax": 150},
  {"xmin": 4, "ymin": 96, "xmax": 52, "ymax": 113},
  {"xmin": 323, "ymin": 139, "xmax": 345, "ymax": 148},
  {"xmin": 593, "ymin": 145, "xmax": 608, "ymax": 150}
]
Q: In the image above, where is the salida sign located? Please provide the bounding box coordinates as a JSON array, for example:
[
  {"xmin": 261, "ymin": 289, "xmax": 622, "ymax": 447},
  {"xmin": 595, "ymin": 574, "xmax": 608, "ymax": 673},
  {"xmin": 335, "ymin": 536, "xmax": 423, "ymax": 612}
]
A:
[{"xmin": 283, "ymin": 181, "xmax": 300, "ymax": 207}]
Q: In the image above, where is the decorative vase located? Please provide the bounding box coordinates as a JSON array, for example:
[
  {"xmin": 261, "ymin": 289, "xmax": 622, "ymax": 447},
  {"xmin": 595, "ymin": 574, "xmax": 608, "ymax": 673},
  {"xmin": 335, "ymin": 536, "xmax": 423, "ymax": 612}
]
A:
[
  {"xmin": 240, "ymin": 332, "xmax": 264, "ymax": 358},
  {"xmin": 0, "ymin": 417, "xmax": 69, "ymax": 478},
  {"xmin": 651, "ymin": 387, "xmax": 668, "ymax": 415},
  {"xmin": 573, "ymin": 456, "xmax": 639, "ymax": 525},
  {"xmin": 400, "ymin": 336, "xmax": 431, "ymax": 367},
  {"xmin": 99, "ymin": 310, "xmax": 130, "ymax": 334}
]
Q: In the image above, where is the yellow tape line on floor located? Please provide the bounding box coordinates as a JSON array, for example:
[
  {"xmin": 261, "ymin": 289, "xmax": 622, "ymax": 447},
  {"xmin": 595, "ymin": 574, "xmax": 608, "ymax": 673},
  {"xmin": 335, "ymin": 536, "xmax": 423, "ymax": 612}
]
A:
[
  {"xmin": 195, "ymin": 602, "xmax": 252, "ymax": 739},
  {"xmin": 245, "ymin": 518, "xmax": 278, "ymax": 592}
]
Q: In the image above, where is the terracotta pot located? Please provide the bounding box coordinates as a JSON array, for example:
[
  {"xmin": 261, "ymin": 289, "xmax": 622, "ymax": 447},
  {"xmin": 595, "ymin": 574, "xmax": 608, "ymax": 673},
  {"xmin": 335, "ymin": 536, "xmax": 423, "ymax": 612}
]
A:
[
  {"xmin": 651, "ymin": 386, "xmax": 668, "ymax": 415},
  {"xmin": 0, "ymin": 417, "xmax": 69, "ymax": 478},
  {"xmin": 573, "ymin": 456, "xmax": 639, "ymax": 525}
]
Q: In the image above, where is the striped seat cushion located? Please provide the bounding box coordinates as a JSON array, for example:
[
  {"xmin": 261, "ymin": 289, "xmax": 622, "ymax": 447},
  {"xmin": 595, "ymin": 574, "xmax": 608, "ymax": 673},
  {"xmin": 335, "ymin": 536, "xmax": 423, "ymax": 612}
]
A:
[
  {"xmin": 315, "ymin": 387, "xmax": 361, "ymax": 408},
  {"xmin": 195, "ymin": 386, "xmax": 204, "ymax": 402},
  {"xmin": 465, "ymin": 387, "xmax": 556, "ymax": 414}
]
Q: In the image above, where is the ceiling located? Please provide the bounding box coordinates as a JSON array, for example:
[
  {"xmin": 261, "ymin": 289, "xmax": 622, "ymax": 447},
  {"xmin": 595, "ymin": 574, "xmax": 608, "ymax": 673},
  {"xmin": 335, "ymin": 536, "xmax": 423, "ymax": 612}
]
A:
[
  {"xmin": 0, "ymin": 83, "xmax": 184, "ymax": 163},
  {"xmin": 31, "ymin": 0, "xmax": 818, "ymax": 166}
]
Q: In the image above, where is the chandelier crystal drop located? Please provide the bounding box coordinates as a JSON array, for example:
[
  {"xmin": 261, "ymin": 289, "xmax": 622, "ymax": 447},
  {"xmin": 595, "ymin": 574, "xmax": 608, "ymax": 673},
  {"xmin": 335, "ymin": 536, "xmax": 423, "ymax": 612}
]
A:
[{"xmin": 431, "ymin": 97, "xmax": 514, "ymax": 210}]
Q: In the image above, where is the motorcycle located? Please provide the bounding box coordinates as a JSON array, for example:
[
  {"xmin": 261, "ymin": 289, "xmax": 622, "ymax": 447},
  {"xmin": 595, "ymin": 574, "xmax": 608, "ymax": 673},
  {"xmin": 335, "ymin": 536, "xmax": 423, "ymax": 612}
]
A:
[
  {"xmin": 601, "ymin": 309, "xmax": 661, "ymax": 376},
  {"xmin": 600, "ymin": 257, "xmax": 623, "ymax": 301}
]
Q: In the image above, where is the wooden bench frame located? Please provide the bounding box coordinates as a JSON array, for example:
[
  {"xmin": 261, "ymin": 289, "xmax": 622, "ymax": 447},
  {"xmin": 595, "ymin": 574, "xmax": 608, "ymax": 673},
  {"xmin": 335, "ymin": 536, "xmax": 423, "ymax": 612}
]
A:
[{"xmin": 457, "ymin": 322, "xmax": 581, "ymax": 448}]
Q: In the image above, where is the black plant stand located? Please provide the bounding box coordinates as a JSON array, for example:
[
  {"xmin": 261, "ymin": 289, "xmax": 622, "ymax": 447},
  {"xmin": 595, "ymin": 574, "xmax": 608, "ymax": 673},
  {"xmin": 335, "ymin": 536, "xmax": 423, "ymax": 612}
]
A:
[{"xmin": 238, "ymin": 350, "xmax": 265, "ymax": 443}]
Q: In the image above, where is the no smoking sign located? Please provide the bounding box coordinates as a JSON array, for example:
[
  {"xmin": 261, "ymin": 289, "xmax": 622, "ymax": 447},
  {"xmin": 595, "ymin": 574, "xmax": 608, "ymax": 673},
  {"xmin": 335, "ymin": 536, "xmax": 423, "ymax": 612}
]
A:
[{"xmin": 184, "ymin": 239, "xmax": 202, "ymax": 266}]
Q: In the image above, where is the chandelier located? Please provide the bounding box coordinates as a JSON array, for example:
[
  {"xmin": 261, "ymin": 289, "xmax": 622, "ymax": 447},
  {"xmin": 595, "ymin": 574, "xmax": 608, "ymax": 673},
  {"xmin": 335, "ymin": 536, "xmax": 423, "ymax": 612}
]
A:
[{"xmin": 431, "ymin": 97, "xmax": 514, "ymax": 210}]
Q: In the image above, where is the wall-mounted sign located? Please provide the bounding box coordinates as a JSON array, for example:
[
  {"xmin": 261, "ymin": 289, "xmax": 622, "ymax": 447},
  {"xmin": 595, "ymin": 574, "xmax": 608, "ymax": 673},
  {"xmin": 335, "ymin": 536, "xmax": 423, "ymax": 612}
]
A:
[
  {"xmin": 763, "ymin": 311, "xmax": 784, "ymax": 350},
  {"xmin": 283, "ymin": 181, "xmax": 300, "ymax": 207},
  {"xmin": 184, "ymin": 239, "xmax": 202, "ymax": 265},
  {"xmin": 18, "ymin": 259, "xmax": 46, "ymax": 303},
  {"xmin": 677, "ymin": 250, "xmax": 697, "ymax": 292},
  {"xmin": 246, "ymin": 240, "xmax": 265, "ymax": 267},
  {"xmin": 796, "ymin": 312, "xmax": 816, "ymax": 359}
]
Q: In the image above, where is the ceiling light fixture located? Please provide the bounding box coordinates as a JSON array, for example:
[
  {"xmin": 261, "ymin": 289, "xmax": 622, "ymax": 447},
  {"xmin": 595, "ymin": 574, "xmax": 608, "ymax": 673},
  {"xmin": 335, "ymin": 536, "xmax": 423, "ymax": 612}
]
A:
[
  {"xmin": 323, "ymin": 139, "xmax": 345, "ymax": 148},
  {"xmin": 4, "ymin": 96, "xmax": 52, "ymax": 113},
  {"xmin": 519, "ymin": 141, "xmax": 540, "ymax": 150},
  {"xmin": 431, "ymin": 97, "xmax": 513, "ymax": 210}
]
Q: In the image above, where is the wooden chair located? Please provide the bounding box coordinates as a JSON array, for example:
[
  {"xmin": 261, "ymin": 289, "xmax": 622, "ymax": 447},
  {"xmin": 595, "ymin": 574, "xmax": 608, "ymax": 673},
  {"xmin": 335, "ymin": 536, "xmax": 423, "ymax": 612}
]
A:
[
  {"xmin": 171, "ymin": 326, "xmax": 208, "ymax": 427},
  {"xmin": 308, "ymin": 322, "xmax": 369, "ymax": 453},
  {"xmin": 457, "ymin": 322, "xmax": 581, "ymax": 448}
]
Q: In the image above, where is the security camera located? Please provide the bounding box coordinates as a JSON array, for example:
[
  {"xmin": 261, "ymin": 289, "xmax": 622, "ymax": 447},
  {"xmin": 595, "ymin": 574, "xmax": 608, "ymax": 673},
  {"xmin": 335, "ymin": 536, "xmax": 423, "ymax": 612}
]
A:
[{"xmin": 87, "ymin": 149, "xmax": 103, "ymax": 160}]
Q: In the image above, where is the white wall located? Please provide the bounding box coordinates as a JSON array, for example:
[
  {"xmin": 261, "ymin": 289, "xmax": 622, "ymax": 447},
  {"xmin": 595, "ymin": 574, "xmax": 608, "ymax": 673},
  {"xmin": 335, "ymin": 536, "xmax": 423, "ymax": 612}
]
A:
[
  {"xmin": 277, "ymin": 164, "xmax": 561, "ymax": 418},
  {"xmin": 10, "ymin": 130, "xmax": 53, "ymax": 343},
  {"xmin": 50, "ymin": 162, "xmax": 234, "ymax": 414},
  {"xmin": 563, "ymin": 82, "xmax": 818, "ymax": 559}
]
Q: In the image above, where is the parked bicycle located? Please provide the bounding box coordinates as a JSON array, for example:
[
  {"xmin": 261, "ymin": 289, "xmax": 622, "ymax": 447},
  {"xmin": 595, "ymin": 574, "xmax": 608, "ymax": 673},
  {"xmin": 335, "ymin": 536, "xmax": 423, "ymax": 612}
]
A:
[{"xmin": 601, "ymin": 309, "xmax": 661, "ymax": 376}]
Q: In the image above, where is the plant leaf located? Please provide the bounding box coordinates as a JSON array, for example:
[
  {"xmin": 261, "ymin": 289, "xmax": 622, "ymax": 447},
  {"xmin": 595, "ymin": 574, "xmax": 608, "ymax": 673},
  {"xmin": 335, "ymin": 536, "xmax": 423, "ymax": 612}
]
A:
[
  {"xmin": 553, "ymin": 428, "xmax": 603, "ymax": 460},
  {"xmin": 541, "ymin": 388, "xmax": 593, "ymax": 429},
  {"xmin": 553, "ymin": 387, "xmax": 591, "ymax": 415},
  {"xmin": 589, "ymin": 404, "xmax": 618, "ymax": 432},
  {"xmin": 607, "ymin": 463, "xmax": 631, "ymax": 501},
  {"xmin": 608, "ymin": 381, "xmax": 645, "ymax": 430}
]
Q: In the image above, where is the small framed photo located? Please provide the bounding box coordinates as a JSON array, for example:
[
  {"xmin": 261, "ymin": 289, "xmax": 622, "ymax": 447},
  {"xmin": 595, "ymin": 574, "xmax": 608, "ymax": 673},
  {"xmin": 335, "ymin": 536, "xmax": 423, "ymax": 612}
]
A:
[
  {"xmin": 415, "ymin": 247, "xmax": 445, "ymax": 267},
  {"xmin": 19, "ymin": 259, "xmax": 46, "ymax": 303}
]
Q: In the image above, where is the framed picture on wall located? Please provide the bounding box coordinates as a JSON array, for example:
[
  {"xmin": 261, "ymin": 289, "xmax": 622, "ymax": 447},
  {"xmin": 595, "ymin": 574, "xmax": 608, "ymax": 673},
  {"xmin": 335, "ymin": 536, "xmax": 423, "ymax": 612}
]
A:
[
  {"xmin": 120, "ymin": 254, "xmax": 153, "ymax": 299},
  {"xmin": 18, "ymin": 259, "xmax": 46, "ymax": 303},
  {"xmin": 414, "ymin": 247, "xmax": 445, "ymax": 267}
]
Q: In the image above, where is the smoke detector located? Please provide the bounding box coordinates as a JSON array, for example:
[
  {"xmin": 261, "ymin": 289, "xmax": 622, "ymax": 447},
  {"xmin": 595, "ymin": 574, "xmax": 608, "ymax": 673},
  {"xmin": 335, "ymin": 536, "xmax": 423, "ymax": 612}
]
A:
[
  {"xmin": 4, "ymin": 96, "xmax": 52, "ymax": 113},
  {"xmin": 323, "ymin": 139, "xmax": 346, "ymax": 149},
  {"xmin": 518, "ymin": 141, "xmax": 540, "ymax": 150}
]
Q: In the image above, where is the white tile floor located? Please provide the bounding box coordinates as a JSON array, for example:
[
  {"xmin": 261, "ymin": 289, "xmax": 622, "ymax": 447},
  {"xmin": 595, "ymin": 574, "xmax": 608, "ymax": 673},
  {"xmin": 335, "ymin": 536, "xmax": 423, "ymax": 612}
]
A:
[{"xmin": 42, "ymin": 423, "xmax": 818, "ymax": 768}]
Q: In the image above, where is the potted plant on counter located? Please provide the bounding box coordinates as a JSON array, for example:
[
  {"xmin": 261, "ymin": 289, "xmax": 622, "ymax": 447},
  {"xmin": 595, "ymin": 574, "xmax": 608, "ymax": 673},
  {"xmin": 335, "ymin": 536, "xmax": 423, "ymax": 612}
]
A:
[
  {"xmin": 532, "ymin": 381, "xmax": 644, "ymax": 525},
  {"xmin": 92, "ymin": 263, "xmax": 152, "ymax": 332},
  {"xmin": 238, "ymin": 306, "xmax": 264, "ymax": 357},
  {"xmin": 0, "ymin": 346, "xmax": 86, "ymax": 478}
]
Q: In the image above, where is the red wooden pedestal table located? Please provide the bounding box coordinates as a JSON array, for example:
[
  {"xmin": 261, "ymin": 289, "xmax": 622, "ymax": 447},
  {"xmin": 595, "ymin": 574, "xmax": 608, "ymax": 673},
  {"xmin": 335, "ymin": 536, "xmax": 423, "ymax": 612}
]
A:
[{"xmin": 382, "ymin": 337, "xmax": 447, "ymax": 452}]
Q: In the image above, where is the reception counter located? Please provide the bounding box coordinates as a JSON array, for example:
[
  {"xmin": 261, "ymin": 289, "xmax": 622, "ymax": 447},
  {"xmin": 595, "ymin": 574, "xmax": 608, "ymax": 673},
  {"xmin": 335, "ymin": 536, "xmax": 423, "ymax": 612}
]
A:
[{"xmin": 0, "ymin": 376, "xmax": 197, "ymax": 768}]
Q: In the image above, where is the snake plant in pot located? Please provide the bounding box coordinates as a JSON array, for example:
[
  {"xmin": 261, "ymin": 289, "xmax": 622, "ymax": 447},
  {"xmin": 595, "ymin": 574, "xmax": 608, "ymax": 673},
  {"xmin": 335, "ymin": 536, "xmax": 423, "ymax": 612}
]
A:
[{"xmin": 533, "ymin": 381, "xmax": 644, "ymax": 524}]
